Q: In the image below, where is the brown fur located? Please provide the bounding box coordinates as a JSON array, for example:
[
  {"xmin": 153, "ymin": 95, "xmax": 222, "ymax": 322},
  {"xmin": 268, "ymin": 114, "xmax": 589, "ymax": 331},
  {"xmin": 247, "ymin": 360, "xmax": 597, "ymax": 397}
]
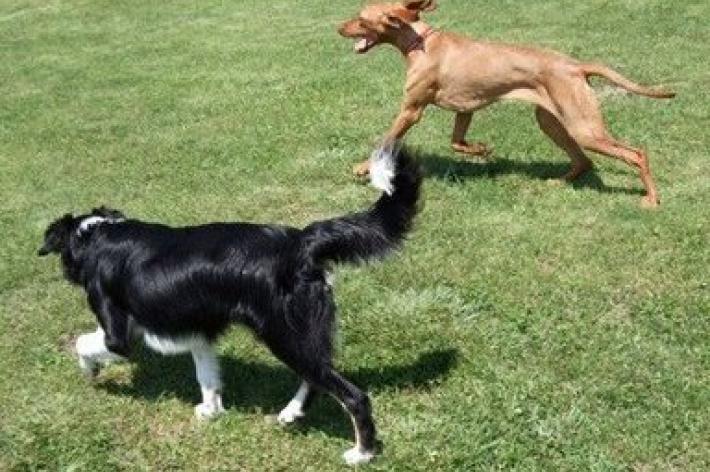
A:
[{"xmin": 338, "ymin": 1, "xmax": 675, "ymax": 207}]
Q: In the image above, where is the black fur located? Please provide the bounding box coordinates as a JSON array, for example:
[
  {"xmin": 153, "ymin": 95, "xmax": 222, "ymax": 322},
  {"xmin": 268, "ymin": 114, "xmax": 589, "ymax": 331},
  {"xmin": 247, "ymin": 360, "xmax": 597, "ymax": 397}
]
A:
[{"xmin": 39, "ymin": 148, "xmax": 421, "ymax": 455}]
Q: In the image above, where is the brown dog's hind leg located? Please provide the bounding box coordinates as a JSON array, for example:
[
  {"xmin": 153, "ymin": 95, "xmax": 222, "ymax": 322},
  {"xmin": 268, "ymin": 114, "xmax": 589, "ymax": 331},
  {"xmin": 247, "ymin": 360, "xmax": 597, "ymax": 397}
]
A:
[
  {"xmin": 535, "ymin": 106, "xmax": 593, "ymax": 182},
  {"xmin": 546, "ymin": 76, "xmax": 659, "ymax": 207},
  {"xmin": 579, "ymin": 135, "xmax": 659, "ymax": 207},
  {"xmin": 451, "ymin": 112, "xmax": 490, "ymax": 157}
]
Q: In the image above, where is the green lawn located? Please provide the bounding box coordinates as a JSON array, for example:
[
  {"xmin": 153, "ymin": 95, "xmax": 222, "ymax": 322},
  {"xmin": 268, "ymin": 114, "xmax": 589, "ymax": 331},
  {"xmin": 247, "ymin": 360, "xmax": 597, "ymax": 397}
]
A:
[{"xmin": 1, "ymin": 0, "xmax": 708, "ymax": 470}]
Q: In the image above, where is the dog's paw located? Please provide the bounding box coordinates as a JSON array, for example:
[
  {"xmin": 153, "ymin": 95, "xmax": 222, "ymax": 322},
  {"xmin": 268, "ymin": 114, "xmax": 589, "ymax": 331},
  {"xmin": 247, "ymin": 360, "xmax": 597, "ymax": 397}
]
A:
[
  {"xmin": 343, "ymin": 447, "xmax": 375, "ymax": 466},
  {"xmin": 353, "ymin": 161, "xmax": 370, "ymax": 177},
  {"xmin": 545, "ymin": 177, "xmax": 566, "ymax": 187},
  {"xmin": 640, "ymin": 195, "xmax": 660, "ymax": 209},
  {"xmin": 452, "ymin": 141, "xmax": 491, "ymax": 158},
  {"xmin": 194, "ymin": 402, "xmax": 225, "ymax": 421},
  {"xmin": 78, "ymin": 356, "xmax": 99, "ymax": 378},
  {"xmin": 276, "ymin": 404, "xmax": 305, "ymax": 426}
]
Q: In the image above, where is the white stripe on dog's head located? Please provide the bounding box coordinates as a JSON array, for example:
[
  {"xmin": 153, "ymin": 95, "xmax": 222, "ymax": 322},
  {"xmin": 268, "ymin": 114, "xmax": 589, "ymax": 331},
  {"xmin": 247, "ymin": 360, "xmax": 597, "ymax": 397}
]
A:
[
  {"xmin": 77, "ymin": 216, "xmax": 107, "ymax": 236},
  {"xmin": 76, "ymin": 215, "xmax": 124, "ymax": 237},
  {"xmin": 369, "ymin": 139, "xmax": 401, "ymax": 196}
]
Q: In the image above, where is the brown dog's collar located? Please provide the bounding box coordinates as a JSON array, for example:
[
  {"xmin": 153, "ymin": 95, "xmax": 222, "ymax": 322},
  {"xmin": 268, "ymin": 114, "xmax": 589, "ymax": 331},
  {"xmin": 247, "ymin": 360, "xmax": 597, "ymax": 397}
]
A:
[{"xmin": 403, "ymin": 26, "xmax": 436, "ymax": 55}]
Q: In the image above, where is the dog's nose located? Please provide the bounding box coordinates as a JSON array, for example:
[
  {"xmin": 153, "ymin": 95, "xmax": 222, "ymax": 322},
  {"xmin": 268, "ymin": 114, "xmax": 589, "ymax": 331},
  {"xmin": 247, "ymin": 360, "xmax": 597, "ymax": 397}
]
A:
[{"xmin": 337, "ymin": 21, "xmax": 352, "ymax": 37}]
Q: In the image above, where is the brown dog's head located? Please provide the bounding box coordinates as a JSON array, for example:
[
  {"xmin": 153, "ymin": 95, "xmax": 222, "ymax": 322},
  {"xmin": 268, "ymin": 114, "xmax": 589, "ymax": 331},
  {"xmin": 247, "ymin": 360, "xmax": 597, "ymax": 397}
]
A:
[{"xmin": 338, "ymin": 1, "xmax": 437, "ymax": 54}]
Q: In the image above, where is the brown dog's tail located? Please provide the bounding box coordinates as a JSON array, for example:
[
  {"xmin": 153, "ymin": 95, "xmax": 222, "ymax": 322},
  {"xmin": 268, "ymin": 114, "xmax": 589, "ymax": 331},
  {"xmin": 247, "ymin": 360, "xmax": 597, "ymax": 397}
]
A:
[{"xmin": 582, "ymin": 63, "xmax": 676, "ymax": 99}]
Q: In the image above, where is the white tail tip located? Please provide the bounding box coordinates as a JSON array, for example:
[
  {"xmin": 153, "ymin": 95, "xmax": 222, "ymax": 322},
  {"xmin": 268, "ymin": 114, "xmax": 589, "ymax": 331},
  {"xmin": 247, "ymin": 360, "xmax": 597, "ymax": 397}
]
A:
[{"xmin": 369, "ymin": 140, "xmax": 400, "ymax": 195}]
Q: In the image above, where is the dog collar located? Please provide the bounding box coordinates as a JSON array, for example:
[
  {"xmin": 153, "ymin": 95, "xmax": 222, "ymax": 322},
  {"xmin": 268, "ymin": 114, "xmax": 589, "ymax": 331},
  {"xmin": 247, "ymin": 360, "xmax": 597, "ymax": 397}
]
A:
[{"xmin": 403, "ymin": 26, "xmax": 435, "ymax": 55}]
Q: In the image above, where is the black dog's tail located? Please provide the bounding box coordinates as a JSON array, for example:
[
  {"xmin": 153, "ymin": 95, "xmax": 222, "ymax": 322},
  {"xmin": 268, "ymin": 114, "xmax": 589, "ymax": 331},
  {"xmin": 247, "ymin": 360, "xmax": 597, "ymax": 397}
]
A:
[{"xmin": 299, "ymin": 142, "xmax": 422, "ymax": 268}]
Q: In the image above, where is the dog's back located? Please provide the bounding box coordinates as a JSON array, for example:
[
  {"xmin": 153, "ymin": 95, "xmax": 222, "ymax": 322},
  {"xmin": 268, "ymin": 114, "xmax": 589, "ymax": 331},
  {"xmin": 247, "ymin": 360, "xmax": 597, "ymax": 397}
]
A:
[{"xmin": 40, "ymin": 145, "xmax": 422, "ymax": 341}]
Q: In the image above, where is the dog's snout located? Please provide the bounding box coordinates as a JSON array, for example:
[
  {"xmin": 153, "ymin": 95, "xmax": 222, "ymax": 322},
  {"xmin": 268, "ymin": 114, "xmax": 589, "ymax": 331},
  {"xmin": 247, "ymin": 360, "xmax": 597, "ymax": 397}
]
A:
[{"xmin": 338, "ymin": 19, "xmax": 358, "ymax": 37}]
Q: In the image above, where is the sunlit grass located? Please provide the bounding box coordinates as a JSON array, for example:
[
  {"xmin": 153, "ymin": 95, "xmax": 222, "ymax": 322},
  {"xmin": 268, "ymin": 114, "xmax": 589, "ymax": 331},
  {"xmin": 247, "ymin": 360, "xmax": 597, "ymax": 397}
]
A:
[{"xmin": 0, "ymin": 0, "xmax": 707, "ymax": 470}]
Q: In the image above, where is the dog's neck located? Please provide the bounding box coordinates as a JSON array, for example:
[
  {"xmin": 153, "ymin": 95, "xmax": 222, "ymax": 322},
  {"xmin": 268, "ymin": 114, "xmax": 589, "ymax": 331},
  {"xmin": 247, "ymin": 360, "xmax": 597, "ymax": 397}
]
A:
[
  {"xmin": 77, "ymin": 216, "xmax": 108, "ymax": 235},
  {"xmin": 393, "ymin": 22, "xmax": 436, "ymax": 59},
  {"xmin": 64, "ymin": 216, "xmax": 124, "ymax": 286},
  {"xmin": 76, "ymin": 215, "xmax": 124, "ymax": 237}
]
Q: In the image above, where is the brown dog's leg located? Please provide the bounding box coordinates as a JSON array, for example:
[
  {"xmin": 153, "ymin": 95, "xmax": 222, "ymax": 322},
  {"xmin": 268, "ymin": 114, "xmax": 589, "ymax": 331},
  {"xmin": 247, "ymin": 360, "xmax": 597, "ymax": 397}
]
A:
[
  {"xmin": 354, "ymin": 106, "xmax": 424, "ymax": 177},
  {"xmin": 547, "ymin": 76, "xmax": 659, "ymax": 206},
  {"xmin": 534, "ymin": 107, "xmax": 593, "ymax": 181},
  {"xmin": 451, "ymin": 112, "xmax": 490, "ymax": 157},
  {"xmin": 579, "ymin": 136, "xmax": 659, "ymax": 207}
]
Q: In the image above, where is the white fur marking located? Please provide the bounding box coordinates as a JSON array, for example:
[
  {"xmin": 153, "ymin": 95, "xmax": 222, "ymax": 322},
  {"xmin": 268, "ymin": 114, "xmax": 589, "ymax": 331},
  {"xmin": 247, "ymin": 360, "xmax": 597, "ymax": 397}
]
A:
[
  {"xmin": 144, "ymin": 333, "xmax": 207, "ymax": 355},
  {"xmin": 343, "ymin": 447, "xmax": 375, "ymax": 466},
  {"xmin": 143, "ymin": 332, "xmax": 224, "ymax": 420},
  {"xmin": 191, "ymin": 342, "xmax": 225, "ymax": 420},
  {"xmin": 369, "ymin": 139, "xmax": 401, "ymax": 196},
  {"xmin": 142, "ymin": 333, "xmax": 225, "ymax": 419},
  {"xmin": 76, "ymin": 215, "xmax": 125, "ymax": 236},
  {"xmin": 75, "ymin": 327, "xmax": 125, "ymax": 376},
  {"xmin": 77, "ymin": 216, "xmax": 107, "ymax": 236},
  {"xmin": 277, "ymin": 381, "xmax": 309, "ymax": 425}
]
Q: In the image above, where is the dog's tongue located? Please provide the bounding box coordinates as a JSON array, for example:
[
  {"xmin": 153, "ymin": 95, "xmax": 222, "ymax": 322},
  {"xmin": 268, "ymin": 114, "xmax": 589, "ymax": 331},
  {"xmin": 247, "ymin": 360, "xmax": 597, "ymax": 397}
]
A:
[{"xmin": 355, "ymin": 38, "xmax": 371, "ymax": 53}]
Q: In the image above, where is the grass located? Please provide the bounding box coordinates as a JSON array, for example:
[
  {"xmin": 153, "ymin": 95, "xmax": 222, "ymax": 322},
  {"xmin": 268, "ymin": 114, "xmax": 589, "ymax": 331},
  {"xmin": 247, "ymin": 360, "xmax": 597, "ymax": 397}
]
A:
[{"xmin": 0, "ymin": 0, "xmax": 708, "ymax": 470}]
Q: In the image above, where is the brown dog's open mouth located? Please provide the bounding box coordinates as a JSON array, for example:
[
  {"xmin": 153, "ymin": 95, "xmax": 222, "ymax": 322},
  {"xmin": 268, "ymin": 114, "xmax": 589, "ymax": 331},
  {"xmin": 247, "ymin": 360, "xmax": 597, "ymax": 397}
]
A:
[{"xmin": 354, "ymin": 37, "xmax": 377, "ymax": 54}]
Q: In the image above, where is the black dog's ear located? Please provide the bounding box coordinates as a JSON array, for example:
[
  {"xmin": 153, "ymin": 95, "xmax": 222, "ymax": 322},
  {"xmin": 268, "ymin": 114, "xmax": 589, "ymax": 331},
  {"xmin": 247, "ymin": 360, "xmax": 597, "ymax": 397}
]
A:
[
  {"xmin": 91, "ymin": 206, "xmax": 125, "ymax": 220},
  {"xmin": 38, "ymin": 213, "xmax": 74, "ymax": 257}
]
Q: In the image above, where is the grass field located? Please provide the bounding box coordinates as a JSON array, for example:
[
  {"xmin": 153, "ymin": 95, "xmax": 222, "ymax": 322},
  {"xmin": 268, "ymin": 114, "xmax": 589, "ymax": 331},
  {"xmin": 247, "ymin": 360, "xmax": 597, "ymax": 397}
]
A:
[{"xmin": 1, "ymin": 0, "xmax": 708, "ymax": 470}]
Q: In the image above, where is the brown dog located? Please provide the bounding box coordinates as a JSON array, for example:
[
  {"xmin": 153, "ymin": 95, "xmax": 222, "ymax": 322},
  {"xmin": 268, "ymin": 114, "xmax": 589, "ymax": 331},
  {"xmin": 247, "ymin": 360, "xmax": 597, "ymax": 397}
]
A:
[{"xmin": 338, "ymin": 1, "xmax": 674, "ymax": 207}]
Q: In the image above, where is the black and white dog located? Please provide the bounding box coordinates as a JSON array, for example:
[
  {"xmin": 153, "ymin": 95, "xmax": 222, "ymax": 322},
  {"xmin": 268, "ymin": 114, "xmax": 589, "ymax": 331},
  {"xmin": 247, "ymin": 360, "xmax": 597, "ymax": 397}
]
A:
[{"xmin": 38, "ymin": 144, "xmax": 420, "ymax": 465}]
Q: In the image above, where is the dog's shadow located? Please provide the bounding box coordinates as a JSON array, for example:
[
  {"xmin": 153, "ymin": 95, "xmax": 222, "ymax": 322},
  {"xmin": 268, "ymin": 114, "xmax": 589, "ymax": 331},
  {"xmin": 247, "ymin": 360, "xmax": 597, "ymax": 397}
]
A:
[
  {"xmin": 98, "ymin": 347, "xmax": 458, "ymax": 440},
  {"xmin": 419, "ymin": 151, "xmax": 644, "ymax": 196}
]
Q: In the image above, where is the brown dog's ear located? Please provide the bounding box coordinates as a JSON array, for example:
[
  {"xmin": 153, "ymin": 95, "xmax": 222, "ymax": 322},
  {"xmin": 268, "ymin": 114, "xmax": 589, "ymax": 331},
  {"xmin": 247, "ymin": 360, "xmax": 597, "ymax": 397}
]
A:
[
  {"xmin": 403, "ymin": 0, "xmax": 437, "ymax": 12},
  {"xmin": 383, "ymin": 12, "xmax": 407, "ymax": 29}
]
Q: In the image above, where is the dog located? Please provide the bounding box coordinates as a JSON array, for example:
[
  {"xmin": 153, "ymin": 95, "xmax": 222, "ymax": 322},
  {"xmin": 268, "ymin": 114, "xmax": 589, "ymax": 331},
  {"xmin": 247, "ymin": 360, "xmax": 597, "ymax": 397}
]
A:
[
  {"xmin": 38, "ymin": 143, "xmax": 421, "ymax": 465},
  {"xmin": 338, "ymin": 1, "xmax": 675, "ymax": 207}
]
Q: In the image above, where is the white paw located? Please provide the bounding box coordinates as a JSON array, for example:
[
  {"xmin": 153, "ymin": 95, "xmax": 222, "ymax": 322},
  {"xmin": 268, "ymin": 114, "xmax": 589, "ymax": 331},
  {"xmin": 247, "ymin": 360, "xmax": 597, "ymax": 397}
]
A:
[
  {"xmin": 194, "ymin": 401, "xmax": 225, "ymax": 421},
  {"xmin": 78, "ymin": 355, "xmax": 99, "ymax": 378},
  {"xmin": 343, "ymin": 447, "xmax": 375, "ymax": 466},
  {"xmin": 276, "ymin": 404, "xmax": 304, "ymax": 426}
]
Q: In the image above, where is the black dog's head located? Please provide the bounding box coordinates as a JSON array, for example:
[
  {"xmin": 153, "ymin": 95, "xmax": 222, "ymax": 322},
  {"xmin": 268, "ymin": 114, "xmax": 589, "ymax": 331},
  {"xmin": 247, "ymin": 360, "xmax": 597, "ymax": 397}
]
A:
[
  {"xmin": 38, "ymin": 206, "xmax": 126, "ymax": 257},
  {"xmin": 38, "ymin": 213, "xmax": 75, "ymax": 257}
]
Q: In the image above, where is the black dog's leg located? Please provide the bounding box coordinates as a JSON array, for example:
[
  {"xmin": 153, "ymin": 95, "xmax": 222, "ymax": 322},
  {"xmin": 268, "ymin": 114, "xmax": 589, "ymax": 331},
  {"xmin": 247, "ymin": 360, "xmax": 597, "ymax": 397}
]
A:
[
  {"xmin": 314, "ymin": 367, "xmax": 377, "ymax": 465},
  {"xmin": 266, "ymin": 323, "xmax": 377, "ymax": 463},
  {"xmin": 276, "ymin": 380, "xmax": 319, "ymax": 425},
  {"xmin": 274, "ymin": 356, "xmax": 377, "ymax": 465},
  {"xmin": 191, "ymin": 341, "xmax": 226, "ymax": 420},
  {"xmin": 76, "ymin": 286, "xmax": 131, "ymax": 377}
]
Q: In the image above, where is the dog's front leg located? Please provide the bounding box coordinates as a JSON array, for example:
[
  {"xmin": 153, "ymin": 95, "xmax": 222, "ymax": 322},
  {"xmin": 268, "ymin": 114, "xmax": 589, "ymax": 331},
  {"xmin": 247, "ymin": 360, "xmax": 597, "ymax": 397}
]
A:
[
  {"xmin": 451, "ymin": 112, "xmax": 491, "ymax": 157},
  {"xmin": 77, "ymin": 293, "xmax": 130, "ymax": 377},
  {"xmin": 353, "ymin": 105, "xmax": 424, "ymax": 176},
  {"xmin": 75, "ymin": 327, "xmax": 126, "ymax": 377},
  {"xmin": 191, "ymin": 343, "xmax": 225, "ymax": 420}
]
